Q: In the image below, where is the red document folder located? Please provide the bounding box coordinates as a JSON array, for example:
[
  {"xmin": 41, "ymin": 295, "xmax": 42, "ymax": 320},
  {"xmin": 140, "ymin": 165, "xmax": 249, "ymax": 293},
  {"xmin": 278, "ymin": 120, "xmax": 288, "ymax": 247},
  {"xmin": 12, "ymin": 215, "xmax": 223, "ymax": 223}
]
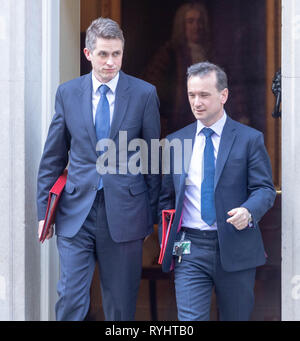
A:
[
  {"xmin": 158, "ymin": 209, "xmax": 176, "ymax": 264},
  {"xmin": 39, "ymin": 169, "xmax": 68, "ymax": 243}
]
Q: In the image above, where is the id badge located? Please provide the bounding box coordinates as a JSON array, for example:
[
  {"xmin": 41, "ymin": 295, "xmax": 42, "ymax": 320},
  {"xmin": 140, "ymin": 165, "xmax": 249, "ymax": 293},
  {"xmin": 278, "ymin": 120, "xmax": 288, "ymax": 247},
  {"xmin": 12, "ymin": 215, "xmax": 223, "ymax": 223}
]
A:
[
  {"xmin": 172, "ymin": 240, "xmax": 191, "ymax": 256},
  {"xmin": 172, "ymin": 231, "xmax": 191, "ymax": 257}
]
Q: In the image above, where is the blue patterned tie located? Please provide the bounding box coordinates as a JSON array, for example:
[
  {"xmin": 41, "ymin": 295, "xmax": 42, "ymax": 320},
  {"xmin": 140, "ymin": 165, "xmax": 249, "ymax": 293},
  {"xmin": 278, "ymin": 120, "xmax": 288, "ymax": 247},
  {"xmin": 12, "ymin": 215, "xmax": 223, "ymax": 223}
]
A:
[
  {"xmin": 95, "ymin": 84, "xmax": 110, "ymax": 190},
  {"xmin": 201, "ymin": 127, "xmax": 216, "ymax": 226}
]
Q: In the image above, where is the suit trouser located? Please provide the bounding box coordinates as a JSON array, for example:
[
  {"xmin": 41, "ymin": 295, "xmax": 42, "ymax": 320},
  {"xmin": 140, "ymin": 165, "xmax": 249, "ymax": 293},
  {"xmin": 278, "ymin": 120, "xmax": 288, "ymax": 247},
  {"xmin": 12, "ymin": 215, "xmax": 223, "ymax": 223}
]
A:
[
  {"xmin": 55, "ymin": 190, "xmax": 143, "ymax": 321},
  {"xmin": 174, "ymin": 228, "xmax": 256, "ymax": 321}
]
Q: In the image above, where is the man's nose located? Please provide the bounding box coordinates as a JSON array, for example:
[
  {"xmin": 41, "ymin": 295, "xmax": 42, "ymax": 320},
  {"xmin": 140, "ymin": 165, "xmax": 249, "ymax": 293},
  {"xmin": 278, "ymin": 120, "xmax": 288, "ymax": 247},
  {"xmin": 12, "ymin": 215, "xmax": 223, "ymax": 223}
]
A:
[
  {"xmin": 194, "ymin": 96, "xmax": 202, "ymax": 107},
  {"xmin": 106, "ymin": 55, "xmax": 114, "ymax": 66}
]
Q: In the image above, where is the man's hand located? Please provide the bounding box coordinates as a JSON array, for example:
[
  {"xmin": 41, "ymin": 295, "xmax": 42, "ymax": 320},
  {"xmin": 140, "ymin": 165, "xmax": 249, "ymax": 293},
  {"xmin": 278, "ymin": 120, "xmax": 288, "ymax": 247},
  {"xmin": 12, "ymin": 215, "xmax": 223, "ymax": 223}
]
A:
[
  {"xmin": 226, "ymin": 207, "xmax": 251, "ymax": 230},
  {"xmin": 38, "ymin": 220, "xmax": 54, "ymax": 240}
]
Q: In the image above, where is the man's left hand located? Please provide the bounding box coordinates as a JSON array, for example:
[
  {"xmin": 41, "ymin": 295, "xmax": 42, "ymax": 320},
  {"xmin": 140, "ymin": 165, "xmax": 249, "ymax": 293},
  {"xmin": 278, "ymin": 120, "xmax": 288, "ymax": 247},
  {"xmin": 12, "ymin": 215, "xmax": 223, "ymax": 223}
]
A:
[{"xmin": 226, "ymin": 207, "xmax": 251, "ymax": 230}]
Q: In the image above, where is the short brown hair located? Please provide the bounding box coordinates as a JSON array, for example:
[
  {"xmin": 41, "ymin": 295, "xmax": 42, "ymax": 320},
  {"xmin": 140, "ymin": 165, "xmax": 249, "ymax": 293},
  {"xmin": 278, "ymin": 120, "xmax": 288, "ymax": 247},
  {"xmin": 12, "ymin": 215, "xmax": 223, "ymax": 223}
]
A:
[{"xmin": 85, "ymin": 17, "xmax": 125, "ymax": 52}]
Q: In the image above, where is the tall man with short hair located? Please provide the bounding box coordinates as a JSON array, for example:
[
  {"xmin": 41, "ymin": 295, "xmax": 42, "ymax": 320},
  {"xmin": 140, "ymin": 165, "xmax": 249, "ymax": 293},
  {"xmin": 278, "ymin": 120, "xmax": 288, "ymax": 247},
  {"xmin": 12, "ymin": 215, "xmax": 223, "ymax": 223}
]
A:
[
  {"xmin": 37, "ymin": 17, "xmax": 160, "ymax": 321},
  {"xmin": 158, "ymin": 62, "xmax": 276, "ymax": 320}
]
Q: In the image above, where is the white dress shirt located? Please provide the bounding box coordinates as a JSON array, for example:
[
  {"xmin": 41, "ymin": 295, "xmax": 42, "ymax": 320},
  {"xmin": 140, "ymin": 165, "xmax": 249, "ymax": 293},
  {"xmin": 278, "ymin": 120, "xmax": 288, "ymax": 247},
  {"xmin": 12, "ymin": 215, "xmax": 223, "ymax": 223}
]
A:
[
  {"xmin": 181, "ymin": 113, "xmax": 227, "ymax": 231},
  {"xmin": 91, "ymin": 72, "xmax": 119, "ymax": 126}
]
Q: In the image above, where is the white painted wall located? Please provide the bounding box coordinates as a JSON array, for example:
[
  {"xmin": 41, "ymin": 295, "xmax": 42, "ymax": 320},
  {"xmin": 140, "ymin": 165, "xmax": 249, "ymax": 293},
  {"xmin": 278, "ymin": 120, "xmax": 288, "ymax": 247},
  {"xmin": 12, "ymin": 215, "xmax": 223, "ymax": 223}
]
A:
[
  {"xmin": 0, "ymin": 0, "xmax": 42, "ymax": 320},
  {"xmin": 0, "ymin": 0, "xmax": 80, "ymax": 321},
  {"xmin": 40, "ymin": 0, "xmax": 80, "ymax": 321},
  {"xmin": 281, "ymin": 0, "xmax": 300, "ymax": 321},
  {"xmin": 60, "ymin": 0, "xmax": 81, "ymax": 84}
]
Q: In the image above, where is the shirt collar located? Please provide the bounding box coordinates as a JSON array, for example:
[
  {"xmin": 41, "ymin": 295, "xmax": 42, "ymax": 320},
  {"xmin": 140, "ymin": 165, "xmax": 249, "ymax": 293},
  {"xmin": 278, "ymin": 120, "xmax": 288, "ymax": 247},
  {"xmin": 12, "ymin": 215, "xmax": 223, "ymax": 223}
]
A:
[
  {"xmin": 196, "ymin": 111, "xmax": 227, "ymax": 137},
  {"xmin": 92, "ymin": 71, "xmax": 119, "ymax": 95}
]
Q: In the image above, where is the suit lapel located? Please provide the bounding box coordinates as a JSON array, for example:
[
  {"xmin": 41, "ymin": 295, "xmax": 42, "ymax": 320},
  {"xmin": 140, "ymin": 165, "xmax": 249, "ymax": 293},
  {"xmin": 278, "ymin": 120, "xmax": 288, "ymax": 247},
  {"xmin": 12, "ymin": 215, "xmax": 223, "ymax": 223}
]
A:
[
  {"xmin": 80, "ymin": 71, "xmax": 130, "ymax": 154},
  {"xmin": 214, "ymin": 116, "xmax": 237, "ymax": 189},
  {"xmin": 109, "ymin": 71, "xmax": 130, "ymax": 141},
  {"xmin": 176, "ymin": 122, "xmax": 197, "ymax": 211},
  {"xmin": 181, "ymin": 121, "xmax": 197, "ymax": 176},
  {"xmin": 80, "ymin": 72, "xmax": 98, "ymax": 153}
]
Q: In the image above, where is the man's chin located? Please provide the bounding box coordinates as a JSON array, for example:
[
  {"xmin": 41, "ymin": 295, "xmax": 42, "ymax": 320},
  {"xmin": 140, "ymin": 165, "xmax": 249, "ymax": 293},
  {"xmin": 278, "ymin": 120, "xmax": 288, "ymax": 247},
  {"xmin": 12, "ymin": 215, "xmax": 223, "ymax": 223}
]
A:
[
  {"xmin": 194, "ymin": 113, "xmax": 206, "ymax": 120},
  {"xmin": 96, "ymin": 71, "xmax": 118, "ymax": 83}
]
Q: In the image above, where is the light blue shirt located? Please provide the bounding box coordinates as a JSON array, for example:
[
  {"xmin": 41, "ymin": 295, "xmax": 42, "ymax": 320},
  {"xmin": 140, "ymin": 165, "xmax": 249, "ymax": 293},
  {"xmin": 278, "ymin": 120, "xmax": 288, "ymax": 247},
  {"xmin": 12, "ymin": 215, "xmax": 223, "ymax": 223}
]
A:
[{"xmin": 91, "ymin": 72, "xmax": 119, "ymax": 126}]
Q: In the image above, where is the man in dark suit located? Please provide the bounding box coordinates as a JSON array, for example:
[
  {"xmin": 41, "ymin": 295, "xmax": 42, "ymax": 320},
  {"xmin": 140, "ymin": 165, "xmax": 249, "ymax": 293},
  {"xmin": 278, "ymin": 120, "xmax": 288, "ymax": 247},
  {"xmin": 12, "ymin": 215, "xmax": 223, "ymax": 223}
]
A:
[
  {"xmin": 37, "ymin": 17, "xmax": 160, "ymax": 321},
  {"xmin": 158, "ymin": 62, "xmax": 276, "ymax": 320}
]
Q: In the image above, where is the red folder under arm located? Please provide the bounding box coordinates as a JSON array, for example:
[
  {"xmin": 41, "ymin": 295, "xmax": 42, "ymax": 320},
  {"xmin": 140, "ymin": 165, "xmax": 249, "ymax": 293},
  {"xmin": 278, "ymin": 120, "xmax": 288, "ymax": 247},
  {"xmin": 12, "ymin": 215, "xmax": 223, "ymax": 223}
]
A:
[
  {"xmin": 39, "ymin": 169, "xmax": 68, "ymax": 243},
  {"xmin": 158, "ymin": 209, "xmax": 176, "ymax": 264}
]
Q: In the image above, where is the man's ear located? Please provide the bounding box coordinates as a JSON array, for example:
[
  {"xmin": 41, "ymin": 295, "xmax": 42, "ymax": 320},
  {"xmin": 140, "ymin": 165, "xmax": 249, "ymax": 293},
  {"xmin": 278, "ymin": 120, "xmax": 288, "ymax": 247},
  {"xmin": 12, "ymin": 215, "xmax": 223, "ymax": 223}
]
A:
[
  {"xmin": 83, "ymin": 48, "xmax": 92, "ymax": 61},
  {"xmin": 220, "ymin": 88, "xmax": 229, "ymax": 105}
]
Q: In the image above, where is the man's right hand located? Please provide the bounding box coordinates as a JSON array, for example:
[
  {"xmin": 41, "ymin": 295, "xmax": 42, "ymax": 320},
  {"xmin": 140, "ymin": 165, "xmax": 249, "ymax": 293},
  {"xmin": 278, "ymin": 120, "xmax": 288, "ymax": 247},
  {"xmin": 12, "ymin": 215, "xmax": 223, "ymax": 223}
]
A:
[{"xmin": 38, "ymin": 220, "xmax": 54, "ymax": 240}]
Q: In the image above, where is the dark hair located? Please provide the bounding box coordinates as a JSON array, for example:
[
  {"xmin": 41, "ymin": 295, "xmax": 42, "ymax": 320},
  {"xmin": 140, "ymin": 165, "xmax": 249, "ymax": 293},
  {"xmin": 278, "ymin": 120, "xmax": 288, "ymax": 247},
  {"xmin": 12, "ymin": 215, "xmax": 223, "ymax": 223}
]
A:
[
  {"xmin": 187, "ymin": 61, "xmax": 228, "ymax": 91},
  {"xmin": 85, "ymin": 17, "xmax": 125, "ymax": 52}
]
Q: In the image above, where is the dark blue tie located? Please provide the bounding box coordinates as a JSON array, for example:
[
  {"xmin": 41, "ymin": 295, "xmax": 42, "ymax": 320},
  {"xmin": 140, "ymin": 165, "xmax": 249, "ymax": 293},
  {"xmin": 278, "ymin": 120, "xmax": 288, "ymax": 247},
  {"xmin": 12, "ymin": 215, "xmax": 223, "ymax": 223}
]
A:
[
  {"xmin": 201, "ymin": 127, "xmax": 216, "ymax": 226},
  {"xmin": 95, "ymin": 84, "xmax": 110, "ymax": 141},
  {"xmin": 95, "ymin": 84, "xmax": 110, "ymax": 189}
]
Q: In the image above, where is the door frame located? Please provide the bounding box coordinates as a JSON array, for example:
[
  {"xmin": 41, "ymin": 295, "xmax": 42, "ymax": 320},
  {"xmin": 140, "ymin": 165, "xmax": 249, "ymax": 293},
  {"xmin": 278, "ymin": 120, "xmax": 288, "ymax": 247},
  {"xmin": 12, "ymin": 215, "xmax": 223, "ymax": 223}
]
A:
[
  {"xmin": 42, "ymin": 0, "xmax": 287, "ymax": 321},
  {"xmin": 40, "ymin": 0, "xmax": 80, "ymax": 321}
]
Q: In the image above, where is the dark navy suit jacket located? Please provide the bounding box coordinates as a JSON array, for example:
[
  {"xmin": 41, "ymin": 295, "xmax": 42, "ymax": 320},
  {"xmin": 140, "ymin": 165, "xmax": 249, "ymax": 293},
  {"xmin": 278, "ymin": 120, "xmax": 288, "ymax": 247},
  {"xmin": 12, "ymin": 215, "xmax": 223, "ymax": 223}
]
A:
[
  {"xmin": 158, "ymin": 116, "xmax": 276, "ymax": 272},
  {"xmin": 37, "ymin": 71, "xmax": 161, "ymax": 242}
]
